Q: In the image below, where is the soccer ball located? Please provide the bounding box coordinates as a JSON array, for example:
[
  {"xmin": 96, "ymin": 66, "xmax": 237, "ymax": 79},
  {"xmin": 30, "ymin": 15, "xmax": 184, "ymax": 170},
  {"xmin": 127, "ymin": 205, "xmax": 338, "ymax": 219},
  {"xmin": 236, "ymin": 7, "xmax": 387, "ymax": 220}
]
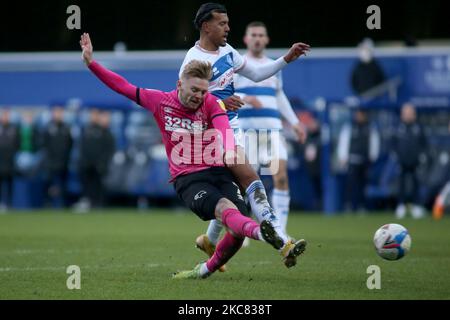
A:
[{"xmin": 373, "ymin": 224, "xmax": 411, "ymax": 260}]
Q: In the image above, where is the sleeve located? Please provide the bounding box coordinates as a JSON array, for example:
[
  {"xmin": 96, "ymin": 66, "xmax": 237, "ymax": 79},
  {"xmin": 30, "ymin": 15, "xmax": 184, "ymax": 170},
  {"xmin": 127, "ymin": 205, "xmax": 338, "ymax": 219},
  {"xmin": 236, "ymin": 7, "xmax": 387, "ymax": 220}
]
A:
[
  {"xmin": 211, "ymin": 113, "xmax": 235, "ymax": 153},
  {"xmin": 276, "ymin": 73, "xmax": 299, "ymax": 126},
  {"xmin": 88, "ymin": 60, "xmax": 160, "ymax": 113},
  {"xmin": 136, "ymin": 88, "xmax": 164, "ymax": 113},
  {"xmin": 88, "ymin": 61, "xmax": 137, "ymax": 102},
  {"xmin": 207, "ymin": 95, "xmax": 235, "ymax": 152},
  {"xmin": 231, "ymin": 47, "xmax": 246, "ymax": 72},
  {"xmin": 236, "ymin": 56, "xmax": 287, "ymax": 82}
]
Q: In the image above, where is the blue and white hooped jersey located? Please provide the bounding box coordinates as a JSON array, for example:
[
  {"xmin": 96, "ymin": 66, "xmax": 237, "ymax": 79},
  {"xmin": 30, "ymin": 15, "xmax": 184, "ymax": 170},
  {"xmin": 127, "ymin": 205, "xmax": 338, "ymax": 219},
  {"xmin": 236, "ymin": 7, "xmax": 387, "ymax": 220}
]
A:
[
  {"xmin": 234, "ymin": 55, "xmax": 283, "ymax": 130},
  {"xmin": 179, "ymin": 42, "xmax": 246, "ymax": 121}
]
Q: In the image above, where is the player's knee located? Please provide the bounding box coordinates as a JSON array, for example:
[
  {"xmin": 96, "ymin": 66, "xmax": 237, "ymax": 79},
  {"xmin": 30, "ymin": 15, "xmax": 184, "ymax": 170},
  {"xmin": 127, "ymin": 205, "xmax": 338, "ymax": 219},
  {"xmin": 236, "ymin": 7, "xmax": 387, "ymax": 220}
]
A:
[
  {"xmin": 231, "ymin": 163, "xmax": 259, "ymax": 189},
  {"xmin": 274, "ymin": 174, "xmax": 289, "ymax": 190},
  {"xmin": 215, "ymin": 198, "xmax": 237, "ymax": 220}
]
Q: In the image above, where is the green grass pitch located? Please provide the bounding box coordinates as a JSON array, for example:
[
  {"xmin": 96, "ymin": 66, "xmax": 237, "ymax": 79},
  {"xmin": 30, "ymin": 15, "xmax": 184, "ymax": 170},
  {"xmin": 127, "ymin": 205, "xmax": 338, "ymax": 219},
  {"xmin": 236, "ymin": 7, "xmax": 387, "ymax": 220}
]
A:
[{"xmin": 0, "ymin": 210, "xmax": 449, "ymax": 299}]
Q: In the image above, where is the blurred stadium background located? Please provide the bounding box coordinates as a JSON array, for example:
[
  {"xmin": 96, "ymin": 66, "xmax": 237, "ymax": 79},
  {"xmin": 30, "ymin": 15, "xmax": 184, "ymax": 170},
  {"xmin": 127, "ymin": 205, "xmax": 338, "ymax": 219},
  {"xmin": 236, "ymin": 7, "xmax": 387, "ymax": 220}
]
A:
[
  {"xmin": 1, "ymin": 0, "xmax": 450, "ymax": 301},
  {"xmin": 1, "ymin": 0, "xmax": 449, "ymax": 215}
]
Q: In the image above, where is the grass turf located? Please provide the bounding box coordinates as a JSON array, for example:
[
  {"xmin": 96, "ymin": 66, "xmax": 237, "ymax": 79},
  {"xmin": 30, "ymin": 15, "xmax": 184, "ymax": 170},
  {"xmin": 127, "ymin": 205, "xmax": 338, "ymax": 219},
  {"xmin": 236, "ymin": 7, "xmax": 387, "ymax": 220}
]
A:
[{"xmin": 0, "ymin": 209, "xmax": 449, "ymax": 299}]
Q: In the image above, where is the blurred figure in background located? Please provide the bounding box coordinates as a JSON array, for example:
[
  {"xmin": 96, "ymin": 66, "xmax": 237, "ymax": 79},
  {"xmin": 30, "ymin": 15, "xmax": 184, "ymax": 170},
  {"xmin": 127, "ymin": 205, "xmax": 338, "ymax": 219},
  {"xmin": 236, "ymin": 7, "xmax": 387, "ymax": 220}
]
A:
[
  {"xmin": 19, "ymin": 111, "xmax": 40, "ymax": 154},
  {"xmin": 42, "ymin": 106, "xmax": 73, "ymax": 208},
  {"xmin": 337, "ymin": 109, "xmax": 380, "ymax": 212},
  {"xmin": 75, "ymin": 109, "xmax": 115, "ymax": 212},
  {"xmin": 234, "ymin": 21, "xmax": 307, "ymax": 238},
  {"xmin": 300, "ymin": 112, "xmax": 322, "ymax": 210},
  {"xmin": 351, "ymin": 38, "xmax": 386, "ymax": 96},
  {"xmin": 14, "ymin": 111, "xmax": 41, "ymax": 179},
  {"xmin": 392, "ymin": 103, "xmax": 427, "ymax": 219},
  {"xmin": 0, "ymin": 109, "xmax": 20, "ymax": 212}
]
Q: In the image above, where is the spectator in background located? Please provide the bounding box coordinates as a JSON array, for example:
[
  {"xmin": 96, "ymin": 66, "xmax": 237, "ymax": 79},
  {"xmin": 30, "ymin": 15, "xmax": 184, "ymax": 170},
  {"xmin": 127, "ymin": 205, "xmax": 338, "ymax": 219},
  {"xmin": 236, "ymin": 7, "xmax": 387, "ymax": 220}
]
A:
[
  {"xmin": 337, "ymin": 109, "xmax": 380, "ymax": 212},
  {"xmin": 299, "ymin": 112, "xmax": 322, "ymax": 209},
  {"xmin": 42, "ymin": 106, "xmax": 73, "ymax": 208},
  {"xmin": 98, "ymin": 110, "xmax": 115, "ymax": 179},
  {"xmin": 15, "ymin": 111, "xmax": 41, "ymax": 178},
  {"xmin": 393, "ymin": 103, "xmax": 427, "ymax": 219},
  {"xmin": 75, "ymin": 109, "xmax": 115, "ymax": 212},
  {"xmin": 351, "ymin": 38, "xmax": 386, "ymax": 96},
  {"xmin": 0, "ymin": 109, "xmax": 20, "ymax": 212},
  {"xmin": 19, "ymin": 111, "xmax": 40, "ymax": 153}
]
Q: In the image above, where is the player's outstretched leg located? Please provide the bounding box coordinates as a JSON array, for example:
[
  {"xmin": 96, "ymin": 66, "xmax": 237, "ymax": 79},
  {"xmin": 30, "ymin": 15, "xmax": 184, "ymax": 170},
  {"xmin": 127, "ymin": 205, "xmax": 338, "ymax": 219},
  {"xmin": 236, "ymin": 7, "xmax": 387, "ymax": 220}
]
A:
[
  {"xmin": 195, "ymin": 230, "xmax": 227, "ymax": 272},
  {"xmin": 217, "ymin": 200, "xmax": 283, "ymax": 250},
  {"xmin": 229, "ymin": 161, "xmax": 307, "ymax": 266},
  {"xmin": 175, "ymin": 198, "xmax": 286, "ymax": 279},
  {"xmin": 173, "ymin": 232, "xmax": 243, "ymax": 279},
  {"xmin": 198, "ymin": 198, "xmax": 307, "ymax": 269}
]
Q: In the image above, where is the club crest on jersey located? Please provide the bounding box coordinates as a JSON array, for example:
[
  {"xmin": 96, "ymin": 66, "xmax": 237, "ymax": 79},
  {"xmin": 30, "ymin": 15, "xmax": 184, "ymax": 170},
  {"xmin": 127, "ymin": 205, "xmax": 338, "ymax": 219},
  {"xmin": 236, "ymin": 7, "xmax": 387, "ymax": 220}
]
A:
[{"xmin": 226, "ymin": 54, "xmax": 233, "ymax": 66}]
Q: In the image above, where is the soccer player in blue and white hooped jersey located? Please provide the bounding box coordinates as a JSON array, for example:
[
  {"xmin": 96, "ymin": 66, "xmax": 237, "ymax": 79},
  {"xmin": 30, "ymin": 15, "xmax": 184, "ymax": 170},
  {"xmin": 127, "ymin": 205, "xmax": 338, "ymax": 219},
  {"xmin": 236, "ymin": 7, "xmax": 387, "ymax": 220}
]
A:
[
  {"xmin": 234, "ymin": 21, "xmax": 308, "ymax": 238},
  {"xmin": 179, "ymin": 3, "xmax": 310, "ymax": 269}
]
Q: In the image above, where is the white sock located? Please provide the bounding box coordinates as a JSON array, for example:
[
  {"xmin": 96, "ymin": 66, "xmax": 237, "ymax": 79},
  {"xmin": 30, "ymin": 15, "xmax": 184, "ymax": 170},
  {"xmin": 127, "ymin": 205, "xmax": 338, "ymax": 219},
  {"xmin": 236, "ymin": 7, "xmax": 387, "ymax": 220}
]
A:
[
  {"xmin": 199, "ymin": 262, "xmax": 211, "ymax": 278},
  {"xmin": 246, "ymin": 180, "xmax": 289, "ymax": 243},
  {"xmin": 272, "ymin": 189, "xmax": 290, "ymax": 235},
  {"xmin": 206, "ymin": 219, "xmax": 223, "ymax": 246}
]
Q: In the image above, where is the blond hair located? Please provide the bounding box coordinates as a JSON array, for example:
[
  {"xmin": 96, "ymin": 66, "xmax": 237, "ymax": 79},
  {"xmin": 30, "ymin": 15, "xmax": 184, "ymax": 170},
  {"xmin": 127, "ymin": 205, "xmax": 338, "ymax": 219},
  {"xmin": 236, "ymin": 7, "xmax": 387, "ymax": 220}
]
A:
[{"xmin": 181, "ymin": 60, "xmax": 213, "ymax": 81}]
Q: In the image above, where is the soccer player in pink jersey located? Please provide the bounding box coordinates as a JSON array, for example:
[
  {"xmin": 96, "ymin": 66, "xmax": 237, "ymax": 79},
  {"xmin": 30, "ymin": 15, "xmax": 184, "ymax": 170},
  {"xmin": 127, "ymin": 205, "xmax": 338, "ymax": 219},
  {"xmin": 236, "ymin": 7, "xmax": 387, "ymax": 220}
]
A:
[
  {"xmin": 80, "ymin": 33, "xmax": 305, "ymax": 279},
  {"xmin": 182, "ymin": 3, "xmax": 309, "ymax": 270}
]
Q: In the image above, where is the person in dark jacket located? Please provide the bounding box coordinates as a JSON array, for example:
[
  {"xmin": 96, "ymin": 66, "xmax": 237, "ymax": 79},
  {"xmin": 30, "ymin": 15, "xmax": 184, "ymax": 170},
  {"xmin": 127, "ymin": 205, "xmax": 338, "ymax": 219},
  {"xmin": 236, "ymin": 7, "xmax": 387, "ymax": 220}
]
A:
[
  {"xmin": 351, "ymin": 38, "xmax": 386, "ymax": 96},
  {"xmin": 76, "ymin": 109, "xmax": 115, "ymax": 211},
  {"xmin": 393, "ymin": 103, "xmax": 427, "ymax": 219},
  {"xmin": 0, "ymin": 109, "xmax": 20, "ymax": 211},
  {"xmin": 337, "ymin": 110, "xmax": 380, "ymax": 212},
  {"xmin": 42, "ymin": 106, "xmax": 73, "ymax": 207}
]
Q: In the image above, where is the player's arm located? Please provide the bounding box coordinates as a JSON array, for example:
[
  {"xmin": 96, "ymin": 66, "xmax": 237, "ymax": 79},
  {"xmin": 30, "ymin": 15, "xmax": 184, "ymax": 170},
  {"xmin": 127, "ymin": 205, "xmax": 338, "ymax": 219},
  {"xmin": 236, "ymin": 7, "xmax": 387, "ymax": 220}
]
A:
[
  {"xmin": 236, "ymin": 43, "xmax": 310, "ymax": 82},
  {"xmin": 208, "ymin": 99, "xmax": 236, "ymax": 165},
  {"xmin": 81, "ymin": 33, "xmax": 160, "ymax": 113},
  {"xmin": 212, "ymin": 114, "xmax": 236, "ymax": 166},
  {"xmin": 276, "ymin": 89, "xmax": 307, "ymax": 143},
  {"xmin": 80, "ymin": 33, "xmax": 141, "ymax": 104}
]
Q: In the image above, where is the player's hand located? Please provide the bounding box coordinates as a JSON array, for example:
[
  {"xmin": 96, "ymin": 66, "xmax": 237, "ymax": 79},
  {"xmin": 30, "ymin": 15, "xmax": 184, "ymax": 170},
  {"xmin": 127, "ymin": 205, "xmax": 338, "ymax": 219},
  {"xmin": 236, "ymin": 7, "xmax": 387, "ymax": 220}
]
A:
[
  {"xmin": 80, "ymin": 33, "xmax": 93, "ymax": 66},
  {"xmin": 283, "ymin": 42, "xmax": 310, "ymax": 63},
  {"xmin": 292, "ymin": 122, "xmax": 307, "ymax": 144},
  {"xmin": 223, "ymin": 95, "xmax": 244, "ymax": 111},
  {"xmin": 243, "ymin": 96, "xmax": 263, "ymax": 109}
]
